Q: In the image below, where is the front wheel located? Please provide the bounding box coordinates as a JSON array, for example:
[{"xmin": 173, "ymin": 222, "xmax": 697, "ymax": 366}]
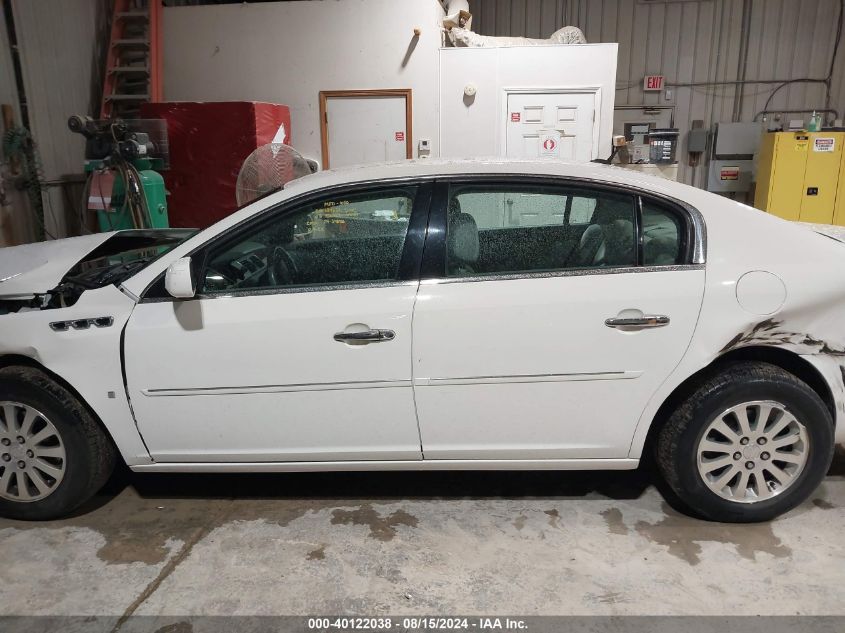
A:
[
  {"xmin": 656, "ymin": 361, "xmax": 835, "ymax": 522},
  {"xmin": 0, "ymin": 366, "xmax": 116, "ymax": 520}
]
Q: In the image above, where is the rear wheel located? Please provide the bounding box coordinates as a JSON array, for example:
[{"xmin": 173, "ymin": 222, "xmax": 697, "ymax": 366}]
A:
[
  {"xmin": 0, "ymin": 366, "xmax": 116, "ymax": 520},
  {"xmin": 656, "ymin": 361, "xmax": 834, "ymax": 522}
]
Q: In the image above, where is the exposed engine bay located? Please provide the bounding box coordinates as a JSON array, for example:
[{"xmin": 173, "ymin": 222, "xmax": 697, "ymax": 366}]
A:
[{"xmin": 0, "ymin": 229, "xmax": 195, "ymax": 315}]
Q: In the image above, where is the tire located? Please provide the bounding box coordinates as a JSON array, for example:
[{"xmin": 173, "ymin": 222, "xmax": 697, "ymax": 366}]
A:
[
  {"xmin": 0, "ymin": 366, "xmax": 116, "ymax": 520},
  {"xmin": 656, "ymin": 361, "xmax": 835, "ymax": 523}
]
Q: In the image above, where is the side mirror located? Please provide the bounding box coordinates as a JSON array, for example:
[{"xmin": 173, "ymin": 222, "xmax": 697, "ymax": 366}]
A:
[{"xmin": 165, "ymin": 257, "xmax": 196, "ymax": 299}]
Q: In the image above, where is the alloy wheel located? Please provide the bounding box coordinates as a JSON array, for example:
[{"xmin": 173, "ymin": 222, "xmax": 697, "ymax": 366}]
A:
[
  {"xmin": 696, "ymin": 400, "xmax": 809, "ymax": 504},
  {"xmin": 0, "ymin": 402, "xmax": 67, "ymax": 502}
]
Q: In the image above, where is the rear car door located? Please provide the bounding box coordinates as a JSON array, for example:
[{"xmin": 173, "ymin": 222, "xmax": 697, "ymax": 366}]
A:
[
  {"xmin": 412, "ymin": 178, "xmax": 706, "ymax": 460},
  {"xmin": 123, "ymin": 182, "xmax": 431, "ymax": 462}
]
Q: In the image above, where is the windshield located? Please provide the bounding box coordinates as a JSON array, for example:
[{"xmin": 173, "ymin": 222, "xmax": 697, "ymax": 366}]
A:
[{"xmin": 62, "ymin": 229, "xmax": 197, "ymax": 289}]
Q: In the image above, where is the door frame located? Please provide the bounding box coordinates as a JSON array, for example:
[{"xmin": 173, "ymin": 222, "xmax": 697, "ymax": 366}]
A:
[
  {"xmin": 319, "ymin": 89, "xmax": 414, "ymax": 169},
  {"xmin": 501, "ymin": 86, "xmax": 602, "ymax": 160}
]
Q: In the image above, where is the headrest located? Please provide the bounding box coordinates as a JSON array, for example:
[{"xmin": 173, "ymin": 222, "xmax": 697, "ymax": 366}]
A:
[
  {"xmin": 449, "ymin": 197, "xmax": 462, "ymax": 216},
  {"xmin": 592, "ymin": 198, "xmax": 632, "ymax": 225},
  {"xmin": 449, "ymin": 212, "xmax": 479, "ymax": 264},
  {"xmin": 273, "ymin": 218, "xmax": 296, "ymax": 244}
]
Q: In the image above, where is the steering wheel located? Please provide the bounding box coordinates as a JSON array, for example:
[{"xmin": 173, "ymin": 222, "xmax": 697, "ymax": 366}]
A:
[{"xmin": 267, "ymin": 246, "xmax": 298, "ymax": 286}]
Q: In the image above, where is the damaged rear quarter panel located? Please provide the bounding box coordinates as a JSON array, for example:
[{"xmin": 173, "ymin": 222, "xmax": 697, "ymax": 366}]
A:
[
  {"xmin": 629, "ymin": 194, "xmax": 845, "ymax": 457},
  {"xmin": 0, "ymin": 284, "xmax": 151, "ymax": 465}
]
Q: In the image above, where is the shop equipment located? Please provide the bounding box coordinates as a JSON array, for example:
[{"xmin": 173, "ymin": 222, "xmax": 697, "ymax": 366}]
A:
[
  {"xmin": 140, "ymin": 101, "xmax": 291, "ymax": 228},
  {"xmin": 69, "ymin": 115, "xmax": 169, "ymax": 232},
  {"xmin": 648, "ymin": 129, "xmax": 679, "ymax": 164},
  {"xmin": 755, "ymin": 131, "xmax": 845, "ymax": 225},
  {"xmin": 707, "ymin": 122, "xmax": 761, "ymax": 194}
]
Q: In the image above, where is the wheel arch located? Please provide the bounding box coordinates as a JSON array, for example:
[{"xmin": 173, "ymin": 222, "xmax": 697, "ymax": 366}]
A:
[
  {"xmin": 0, "ymin": 353, "xmax": 125, "ymax": 465},
  {"xmin": 640, "ymin": 345, "xmax": 836, "ymax": 465}
]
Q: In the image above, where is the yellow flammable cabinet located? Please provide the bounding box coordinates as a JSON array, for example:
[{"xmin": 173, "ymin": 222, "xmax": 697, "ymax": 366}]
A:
[
  {"xmin": 754, "ymin": 131, "xmax": 844, "ymax": 225},
  {"xmin": 837, "ymin": 137, "xmax": 845, "ymax": 226}
]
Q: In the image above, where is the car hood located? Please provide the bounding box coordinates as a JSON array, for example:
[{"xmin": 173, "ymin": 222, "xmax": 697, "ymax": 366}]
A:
[{"xmin": 0, "ymin": 233, "xmax": 118, "ymax": 298}]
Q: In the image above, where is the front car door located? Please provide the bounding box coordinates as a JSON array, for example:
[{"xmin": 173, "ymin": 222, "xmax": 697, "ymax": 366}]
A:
[
  {"xmin": 123, "ymin": 182, "xmax": 431, "ymax": 462},
  {"xmin": 412, "ymin": 178, "xmax": 706, "ymax": 460}
]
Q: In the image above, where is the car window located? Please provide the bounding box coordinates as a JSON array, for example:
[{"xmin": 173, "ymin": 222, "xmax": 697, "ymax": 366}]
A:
[
  {"xmin": 641, "ymin": 199, "xmax": 684, "ymax": 265},
  {"xmin": 569, "ymin": 197, "xmax": 598, "ymax": 224},
  {"xmin": 200, "ymin": 188, "xmax": 415, "ymax": 293},
  {"xmin": 446, "ymin": 186, "xmax": 637, "ymax": 277}
]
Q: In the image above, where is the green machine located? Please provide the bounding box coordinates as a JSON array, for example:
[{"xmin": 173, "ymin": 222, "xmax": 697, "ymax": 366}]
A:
[{"xmin": 68, "ymin": 115, "xmax": 169, "ymax": 232}]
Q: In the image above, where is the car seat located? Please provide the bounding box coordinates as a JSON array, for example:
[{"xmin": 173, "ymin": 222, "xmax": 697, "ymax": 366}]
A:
[
  {"xmin": 571, "ymin": 200, "xmax": 635, "ymax": 267},
  {"xmin": 447, "ymin": 201, "xmax": 480, "ymax": 276}
]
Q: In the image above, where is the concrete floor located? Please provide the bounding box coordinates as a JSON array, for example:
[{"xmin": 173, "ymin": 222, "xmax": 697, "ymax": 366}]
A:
[{"xmin": 0, "ymin": 447, "xmax": 843, "ymax": 618}]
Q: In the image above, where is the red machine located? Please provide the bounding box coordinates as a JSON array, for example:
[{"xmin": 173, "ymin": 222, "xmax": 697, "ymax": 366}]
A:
[{"xmin": 140, "ymin": 101, "xmax": 291, "ymax": 228}]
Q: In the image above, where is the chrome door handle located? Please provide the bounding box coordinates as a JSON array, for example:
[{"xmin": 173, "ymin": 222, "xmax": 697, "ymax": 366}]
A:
[
  {"xmin": 333, "ymin": 329, "xmax": 396, "ymax": 343},
  {"xmin": 605, "ymin": 315, "xmax": 670, "ymax": 329}
]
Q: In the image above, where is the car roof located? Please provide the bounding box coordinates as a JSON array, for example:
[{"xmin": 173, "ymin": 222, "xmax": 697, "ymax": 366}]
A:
[{"xmin": 282, "ymin": 158, "xmax": 698, "ymax": 202}]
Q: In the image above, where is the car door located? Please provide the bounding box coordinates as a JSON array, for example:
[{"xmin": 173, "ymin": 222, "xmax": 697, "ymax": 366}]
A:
[
  {"xmin": 123, "ymin": 182, "xmax": 431, "ymax": 462},
  {"xmin": 412, "ymin": 178, "xmax": 706, "ymax": 460}
]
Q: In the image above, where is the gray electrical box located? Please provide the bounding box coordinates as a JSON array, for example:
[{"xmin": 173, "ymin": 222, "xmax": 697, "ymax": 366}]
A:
[
  {"xmin": 687, "ymin": 128, "xmax": 708, "ymax": 153},
  {"xmin": 707, "ymin": 122, "xmax": 762, "ymax": 193}
]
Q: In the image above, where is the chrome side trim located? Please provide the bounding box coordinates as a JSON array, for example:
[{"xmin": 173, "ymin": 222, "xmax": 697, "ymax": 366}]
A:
[
  {"xmin": 130, "ymin": 458, "xmax": 641, "ymax": 472},
  {"xmin": 204, "ymin": 279, "xmax": 417, "ymax": 299},
  {"xmin": 143, "ymin": 379, "xmax": 411, "ymax": 397},
  {"xmin": 142, "ymin": 280, "xmax": 418, "ymax": 303},
  {"xmin": 415, "ymin": 371, "xmax": 642, "ymax": 386},
  {"xmin": 144, "ymin": 372, "xmax": 642, "ymax": 396},
  {"xmin": 419, "ymin": 263, "xmax": 704, "ymax": 286},
  {"xmin": 679, "ymin": 199, "xmax": 707, "ymax": 265}
]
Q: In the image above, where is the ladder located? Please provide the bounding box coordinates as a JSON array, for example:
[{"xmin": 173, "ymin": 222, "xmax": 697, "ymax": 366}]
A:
[{"xmin": 100, "ymin": 0, "xmax": 162, "ymax": 119}]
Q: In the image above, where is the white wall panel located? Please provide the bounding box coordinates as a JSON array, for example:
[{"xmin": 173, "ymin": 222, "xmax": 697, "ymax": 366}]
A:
[
  {"xmin": 470, "ymin": 0, "xmax": 845, "ymax": 188},
  {"xmin": 439, "ymin": 44, "xmax": 618, "ymax": 159},
  {"xmin": 163, "ymin": 0, "xmax": 445, "ymax": 165}
]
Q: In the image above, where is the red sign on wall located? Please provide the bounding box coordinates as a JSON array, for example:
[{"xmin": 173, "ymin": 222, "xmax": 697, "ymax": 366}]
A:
[
  {"xmin": 395, "ymin": 131, "xmax": 405, "ymax": 142},
  {"xmin": 643, "ymin": 75, "xmax": 665, "ymax": 91},
  {"xmin": 511, "ymin": 112, "xmax": 521, "ymax": 122}
]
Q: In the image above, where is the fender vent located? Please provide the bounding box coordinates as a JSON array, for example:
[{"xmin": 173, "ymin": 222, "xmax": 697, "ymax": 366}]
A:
[{"xmin": 50, "ymin": 317, "xmax": 114, "ymax": 331}]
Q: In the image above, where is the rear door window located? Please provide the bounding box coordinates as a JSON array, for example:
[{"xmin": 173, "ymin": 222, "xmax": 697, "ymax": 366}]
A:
[{"xmin": 445, "ymin": 185, "xmax": 637, "ymax": 277}]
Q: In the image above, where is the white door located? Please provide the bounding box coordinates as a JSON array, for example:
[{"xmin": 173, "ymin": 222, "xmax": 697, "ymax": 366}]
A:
[
  {"xmin": 506, "ymin": 91, "xmax": 598, "ymax": 161},
  {"xmin": 124, "ymin": 186, "xmax": 424, "ymax": 462},
  {"xmin": 323, "ymin": 92, "xmax": 410, "ymax": 168},
  {"xmin": 413, "ymin": 182, "xmax": 704, "ymax": 459}
]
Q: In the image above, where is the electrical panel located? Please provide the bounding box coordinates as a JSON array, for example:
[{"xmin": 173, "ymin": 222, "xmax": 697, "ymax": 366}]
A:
[
  {"xmin": 707, "ymin": 122, "xmax": 762, "ymax": 193},
  {"xmin": 687, "ymin": 128, "xmax": 708, "ymax": 153},
  {"xmin": 754, "ymin": 131, "xmax": 845, "ymax": 225}
]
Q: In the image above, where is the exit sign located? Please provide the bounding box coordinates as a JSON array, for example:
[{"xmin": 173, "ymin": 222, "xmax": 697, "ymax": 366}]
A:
[{"xmin": 643, "ymin": 75, "xmax": 665, "ymax": 91}]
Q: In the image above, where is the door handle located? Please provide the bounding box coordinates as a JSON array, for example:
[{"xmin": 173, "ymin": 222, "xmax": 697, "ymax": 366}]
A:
[
  {"xmin": 605, "ymin": 315, "xmax": 670, "ymax": 329},
  {"xmin": 333, "ymin": 329, "xmax": 396, "ymax": 343}
]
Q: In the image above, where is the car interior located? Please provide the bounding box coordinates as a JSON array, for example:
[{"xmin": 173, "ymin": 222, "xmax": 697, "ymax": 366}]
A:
[
  {"xmin": 445, "ymin": 189, "xmax": 684, "ymax": 278},
  {"xmin": 198, "ymin": 185, "xmax": 685, "ymax": 293},
  {"xmin": 201, "ymin": 191, "xmax": 414, "ymax": 293}
]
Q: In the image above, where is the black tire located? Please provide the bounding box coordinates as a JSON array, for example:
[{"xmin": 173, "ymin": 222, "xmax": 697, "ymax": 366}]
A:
[
  {"xmin": 0, "ymin": 366, "xmax": 116, "ymax": 520},
  {"xmin": 656, "ymin": 361, "xmax": 835, "ymax": 523}
]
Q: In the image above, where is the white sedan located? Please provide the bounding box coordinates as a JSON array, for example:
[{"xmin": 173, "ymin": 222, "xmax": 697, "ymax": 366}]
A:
[{"xmin": 0, "ymin": 159, "xmax": 842, "ymax": 522}]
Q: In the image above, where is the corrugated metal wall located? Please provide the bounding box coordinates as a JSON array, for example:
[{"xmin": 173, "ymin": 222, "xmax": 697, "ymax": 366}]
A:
[
  {"xmin": 468, "ymin": 0, "xmax": 845, "ymax": 188},
  {"xmin": 4, "ymin": 0, "xmax": 106, "ymax": 240}
]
